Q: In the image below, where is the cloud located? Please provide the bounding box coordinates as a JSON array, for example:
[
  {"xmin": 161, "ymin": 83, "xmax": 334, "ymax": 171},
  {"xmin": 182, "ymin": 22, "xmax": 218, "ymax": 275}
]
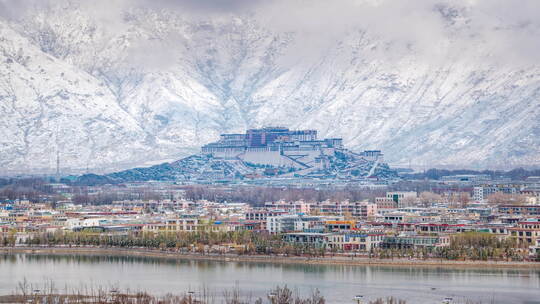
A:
[
  {"xmin": 133, "ymin": 0, "xmax": 265, "ymax": 14},
  {"xmin": 255, "ymin": 0, "xmax": 540, "ymax": 66},
  {"xmin": 1, "ymin": 0, "xmax": 539, "ymax": 67},
  {"xmin": 0, "ymin": 0, "xmax": 48, "ymax": 20}
]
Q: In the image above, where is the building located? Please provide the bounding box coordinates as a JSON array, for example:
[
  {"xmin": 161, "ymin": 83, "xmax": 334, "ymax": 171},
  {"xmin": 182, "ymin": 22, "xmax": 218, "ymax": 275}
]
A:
[
  {"xmin": 509, "ymin": 219, "xmax": 540, "ymax": 247},
  {"xmin": 441, "ymin": 175, "xmax": 490, "ymax": 184},
  {"xmin": 355, "ymin": 202, "xmax": 377, "ymax": 217},
  {"xmin": 521, "ymin": 187, "xmax": 540, "ymax": 204},
  {"xmin": 266, "ymin": 214, "xmax": 342, "ymax": 234},
  {"xmin": 201, "ymin": 127, "xmax": 344, "ymax": 170},
  {"xmin": 246, "ymin": 127, "xmax": 317, "ymax": 147},
  {"xmin": 282, "ymin": 232, "xmax": 329, "ymax": 248},
  {"xmin": 416, "ymin": 223, "xmax": 467, "ymax": 233},
  {"xmin": 263, "ymin": 201, "xmax": 311, "ymax": 213},
  {"xmin": 383, "ymin": 212, "xmax": 416, "ymax": 223},
  {"xmin": 203, "ymin": 127, "xmax": 334, "ymax": 154},
  {"xmin": 325, "ymin": 220, "xmax": 356, "ymax": 231},
  {"xmin": 375, "ymin": 197, "xmax": 398, "ymax": 209},
  {"xmin": 314, "ymin": 201, "xmax": 377, "ymax": 218},
  {"xmin": 498, "ymin": 205, "xmax": 540, "ymax": 216},
  {"xmin": 473, "ymin": 187, "xmax": 484, "ymax": 202},
  {"xmin": 376, "ymin": 192, "xmax": 417, "ymax": 208},
  {"xmin": 65, "ymin": 217, "xmax": 110, "ymax": 230},
  {"xmin": 245, "ymin": 210, "xmax": 288, "ymax": 221},
  {"xmin": 245, "ymin": 209, "xmax": 288, "ymax": 230},
  {"xmin": 474, "ymin": 184, "xmax": 523, "ymax": 202},
  {"xmin": 143, "ymin": 216, "xmax": 202, "ymax": 234},
  {"xmin": 359, "ymin": 150, "xmax": 384, "ymax": 162},
  {"xmin": 382, "ymin": 233, "xmax": 450, "ymax": 249},
  {"xmin": 325, "ymin": 233, "xmax": 384, "ymax": 251},
  {"xmin": 283, "ymin": 231, "xmax": 384, "ymax": 252}
]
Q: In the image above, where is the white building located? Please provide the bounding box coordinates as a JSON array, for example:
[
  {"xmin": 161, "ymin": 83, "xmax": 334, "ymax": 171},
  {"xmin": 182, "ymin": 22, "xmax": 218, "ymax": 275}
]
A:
[
  {"xmin": 385, "ymin": 191, "xmax": 417, "ymax": 208},
  {"xmin": 266, "ymin": 214, "xmax": 341, "ymax": 234},
  {"xmin": 65, "ymin": 217, "xmax": 109, "ymax": 229},
  {"xmin": 473, "ymin": 186, "xmax": 484, "ymax": 201}
]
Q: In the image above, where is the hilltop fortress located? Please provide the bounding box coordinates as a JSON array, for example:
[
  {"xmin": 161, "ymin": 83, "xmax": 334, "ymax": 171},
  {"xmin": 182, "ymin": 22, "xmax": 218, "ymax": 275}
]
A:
[
  {"xmin": 81, "ymin": 127, "xmax": 396, "ymax": 183},
  {"xmin": 201, "ymin": 127, "xmax": 384, "ymax": 176}
]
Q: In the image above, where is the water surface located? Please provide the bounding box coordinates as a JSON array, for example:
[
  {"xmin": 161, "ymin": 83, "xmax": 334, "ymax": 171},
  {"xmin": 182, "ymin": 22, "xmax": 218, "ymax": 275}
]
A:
[{"xmin": 1, "ymin": 253, "xmax": 539, "ymax": 303}]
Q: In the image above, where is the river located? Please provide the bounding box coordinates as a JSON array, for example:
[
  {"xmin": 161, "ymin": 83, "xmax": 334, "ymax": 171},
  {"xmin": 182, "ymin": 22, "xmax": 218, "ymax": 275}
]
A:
[{"xmin": 1, "ymin": 253, "xmax": 539, "ymax": 303}]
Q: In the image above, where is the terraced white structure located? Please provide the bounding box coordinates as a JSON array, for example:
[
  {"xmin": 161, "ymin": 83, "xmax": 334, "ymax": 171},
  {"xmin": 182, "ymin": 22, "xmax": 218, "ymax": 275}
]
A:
[{"xmin": 202, "ymin": 127, "xmax": 349, "ymax": 170}]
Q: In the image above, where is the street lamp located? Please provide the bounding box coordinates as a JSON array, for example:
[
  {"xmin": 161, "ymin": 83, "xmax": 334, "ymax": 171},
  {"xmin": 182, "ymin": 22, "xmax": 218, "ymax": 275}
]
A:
[
  {"xmin": 109, "ymin": 289, "xmax": 118, "ymax": 302},
  {"xmin": 187, "ymin": 291, "xmax": 195, "ymax": 304},
  {"xmin": 268, "ymin": 292, "xmax": 277, "ymax": 304},
  {"xmin": 30, "ymin": 289, "xmax": 40, "ymax": 303},
  {"xmin": 353, "ymin": 295, "xmax": 364, "ymax": 304}
]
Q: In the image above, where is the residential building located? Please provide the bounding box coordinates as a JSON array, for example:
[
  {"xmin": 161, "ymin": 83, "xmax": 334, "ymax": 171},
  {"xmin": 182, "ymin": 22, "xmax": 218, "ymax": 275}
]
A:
[
  {"xmin": 143, "ymin": 216, "xmax": 202, "ymax": 234},
  {"xmin": 382, "ymin": 233, "xmax": 450, "ymax": 249},
  {"xmin": 266, "ymin": 215, "xmax": 338, "ymax": 234},
  {"xmin": 509, "ymin": 219, "xmax": 540, "ymax": 247},
  {"xmin": 498, "ymin": 205, "xmax": 540, "ymax": 216},
  {"xmin": 326, "ymin": 233, "xmax": 384, "ymax": 251},
  {"xmin": 376, "ymin": 191, "xmax": 417, "ymax": 208}
]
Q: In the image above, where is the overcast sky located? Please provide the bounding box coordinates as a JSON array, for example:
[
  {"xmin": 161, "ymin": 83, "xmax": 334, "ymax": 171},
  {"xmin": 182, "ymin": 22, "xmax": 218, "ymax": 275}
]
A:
[{"xmin": 1, "ymin": 0, "xmax": 539, "ymax": 66}]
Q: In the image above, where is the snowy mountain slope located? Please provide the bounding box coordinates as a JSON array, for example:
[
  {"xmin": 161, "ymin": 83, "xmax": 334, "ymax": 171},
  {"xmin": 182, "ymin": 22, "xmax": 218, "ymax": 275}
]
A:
[
  {"xmin": 0, "ymin": 20, "xmax": 166, "ymax": 172},
  {"xmin": 1, "ymin": 2, "xmax": 539, "ymax": 173}
]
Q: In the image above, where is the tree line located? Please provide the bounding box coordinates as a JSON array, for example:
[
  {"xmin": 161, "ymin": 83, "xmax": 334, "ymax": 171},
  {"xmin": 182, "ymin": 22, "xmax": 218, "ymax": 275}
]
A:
[
  {"xmin": 402, "ymin": 167, "xmax": 540, "ymax": 181},
  {"xmin": 182, "ymin": 185, "xmax": 384, "ymax": 206},
  {"xmin": 10, "ymin": 231, "xmax": 535, "ymax": 261},
  {"xmin": 10, "ymin": 280, "xmax": 414, "ymax": 304}
]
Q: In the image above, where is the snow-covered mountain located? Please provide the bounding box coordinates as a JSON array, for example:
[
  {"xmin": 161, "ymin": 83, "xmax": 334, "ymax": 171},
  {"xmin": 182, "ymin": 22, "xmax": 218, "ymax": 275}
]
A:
[{"xmin": 1, "ymin": 1, "xmax": 539, "ymax": 173}]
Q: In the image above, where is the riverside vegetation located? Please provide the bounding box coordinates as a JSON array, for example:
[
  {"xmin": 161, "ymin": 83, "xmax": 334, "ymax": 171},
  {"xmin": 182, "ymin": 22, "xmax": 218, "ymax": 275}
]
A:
[
  {"xmin": 3, "ymin": 230, "xmax": 535, "ymax": 262},
  {"xmin": 3, "ymin": 280, "xmax": 495, "ymax": 304},
  {"xmin": 3, "ymin": 281, "xmax": 328, "ymax": 304}
]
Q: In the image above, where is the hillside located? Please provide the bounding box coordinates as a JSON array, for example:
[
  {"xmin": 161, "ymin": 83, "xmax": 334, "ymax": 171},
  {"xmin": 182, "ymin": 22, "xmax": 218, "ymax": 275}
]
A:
[
  {"xmin": 71, "ymin": 149, "xmax": 398, "ymax": 185},
  {"xmin": 1, "ymin": 1, "xmax": 539, "ymax": 173}
]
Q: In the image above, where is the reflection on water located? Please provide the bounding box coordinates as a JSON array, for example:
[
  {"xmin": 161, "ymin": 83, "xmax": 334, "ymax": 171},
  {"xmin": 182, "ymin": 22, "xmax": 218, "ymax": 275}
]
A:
[{"xmin": 1, "ymin": 253, "xmax": 539, "ymax": 304}]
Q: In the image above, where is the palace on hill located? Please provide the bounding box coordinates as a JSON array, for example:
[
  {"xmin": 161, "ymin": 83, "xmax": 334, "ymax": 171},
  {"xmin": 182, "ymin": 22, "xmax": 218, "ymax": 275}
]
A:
[{"xmin": 201, "ymin": 127, "xmax": 382, "ymax": 170}]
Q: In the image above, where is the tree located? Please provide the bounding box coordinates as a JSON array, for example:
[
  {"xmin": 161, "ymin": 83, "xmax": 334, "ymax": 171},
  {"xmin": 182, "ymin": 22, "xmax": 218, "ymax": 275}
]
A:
[
  {"xmin": 7, "ymin": 228, "xmax": 17, "ymax": 247},
  {"xmin": 458, "ymin": 192, "xmax": 471, "ymax": 208},
  {"xmin": 419, "ymin": 192, "xmax": 442, "ymax": 207},
  {"xmin": 487, "ymin": 192, "xmax": 527, "ymax": 206},
  {"xmin": 400, "ymin": 196, "xmax": 417, "ymax": 208}
]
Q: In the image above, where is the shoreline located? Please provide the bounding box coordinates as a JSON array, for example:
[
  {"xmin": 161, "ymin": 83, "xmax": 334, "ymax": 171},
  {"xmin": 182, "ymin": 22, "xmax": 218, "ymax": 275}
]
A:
[{"xmin": 2, "ymin": 246, "xmax": 539, "ymax": 269}]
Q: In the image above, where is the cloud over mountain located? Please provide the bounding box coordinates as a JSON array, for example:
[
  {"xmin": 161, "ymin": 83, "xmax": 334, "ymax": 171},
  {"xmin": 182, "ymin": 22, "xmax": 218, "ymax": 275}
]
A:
[{"xmin": 0, "ymin": 0, "xmax": 539, "ymax": 173}]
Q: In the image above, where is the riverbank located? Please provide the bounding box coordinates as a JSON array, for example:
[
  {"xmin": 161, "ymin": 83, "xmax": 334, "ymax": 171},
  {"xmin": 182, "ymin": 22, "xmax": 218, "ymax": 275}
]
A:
[{"xmin": 2, "ymin": 246, "xmax": 539, "ymax": 269}]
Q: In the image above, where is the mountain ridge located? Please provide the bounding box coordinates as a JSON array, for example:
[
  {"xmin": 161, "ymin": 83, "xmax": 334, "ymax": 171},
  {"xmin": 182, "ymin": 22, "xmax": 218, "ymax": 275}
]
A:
[{"xmin": 1, "ymin": 2, "xmax": 539, "ymax": 173}]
